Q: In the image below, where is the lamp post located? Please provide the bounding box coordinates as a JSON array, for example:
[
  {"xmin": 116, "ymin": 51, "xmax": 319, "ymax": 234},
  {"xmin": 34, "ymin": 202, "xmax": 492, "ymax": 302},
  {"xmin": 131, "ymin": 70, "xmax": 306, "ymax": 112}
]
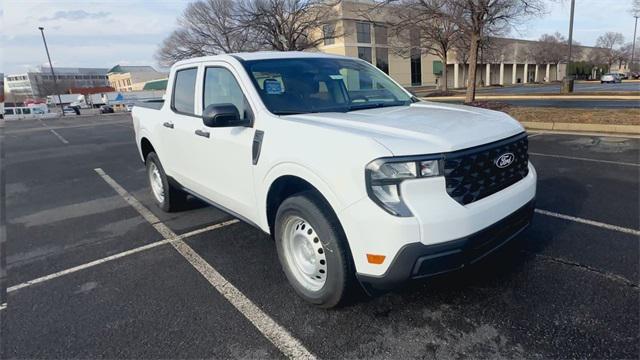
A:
[
  {"xmin": 632, "ymin": 16, "xmax": 639, "ymax": 73},
  {"xmin": 38, "ymin": 26, "xmax": 65, "ymax": 116},
  {"xmin": 562, "ymin": 0, "xmax": 576, "ymax": 93}
]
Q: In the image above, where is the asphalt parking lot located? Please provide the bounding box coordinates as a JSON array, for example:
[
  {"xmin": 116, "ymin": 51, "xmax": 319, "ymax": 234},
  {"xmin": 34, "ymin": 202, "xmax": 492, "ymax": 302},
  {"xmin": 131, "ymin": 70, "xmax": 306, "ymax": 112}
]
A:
[{"xmin": 1, "ymin": 114, "xmax": 638, "ymax": 359}]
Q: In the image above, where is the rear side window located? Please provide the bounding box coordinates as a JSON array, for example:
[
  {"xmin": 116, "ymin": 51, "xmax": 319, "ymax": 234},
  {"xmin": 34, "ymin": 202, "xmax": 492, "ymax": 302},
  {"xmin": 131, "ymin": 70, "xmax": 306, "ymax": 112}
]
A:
[
  {"xmin": 4, "ymin": 109, "xmax": 14, "ymax": 115},
  {"xmin": 172, "ymin": 68, "xmax": 198, "ymax": 115}
]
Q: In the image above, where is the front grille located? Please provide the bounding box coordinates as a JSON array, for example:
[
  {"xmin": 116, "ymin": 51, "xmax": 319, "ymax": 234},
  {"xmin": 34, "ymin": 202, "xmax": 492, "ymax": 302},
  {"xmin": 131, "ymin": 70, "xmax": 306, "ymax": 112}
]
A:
[{"xmin": 443, "ymin": 133, "xmax": 529, "ymax": 205}]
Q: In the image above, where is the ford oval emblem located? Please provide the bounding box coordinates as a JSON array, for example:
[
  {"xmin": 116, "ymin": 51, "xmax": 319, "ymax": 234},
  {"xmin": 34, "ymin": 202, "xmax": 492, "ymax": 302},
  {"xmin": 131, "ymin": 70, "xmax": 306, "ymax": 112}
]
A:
[{"xmin": 495, "ymin": 153, "xmax": 515, "ymax": 168}]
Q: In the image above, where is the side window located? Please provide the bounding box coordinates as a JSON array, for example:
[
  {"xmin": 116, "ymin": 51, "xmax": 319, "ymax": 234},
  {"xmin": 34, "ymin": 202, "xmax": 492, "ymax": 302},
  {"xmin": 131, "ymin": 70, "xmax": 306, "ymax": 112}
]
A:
[
  {"xmin": 203, "ymin": 67, "xmax": 250, "ymax": 120},
  {"xmin": 23, "ymin": 108, "xmax": 31, "ymax": 114},
  {"xmin": 5, "ymin": 109, "xmax": 14, "ymax": 115},
  {"xmin": 172, "ymin": 68, "xmax": 198, "ymax": 115}
]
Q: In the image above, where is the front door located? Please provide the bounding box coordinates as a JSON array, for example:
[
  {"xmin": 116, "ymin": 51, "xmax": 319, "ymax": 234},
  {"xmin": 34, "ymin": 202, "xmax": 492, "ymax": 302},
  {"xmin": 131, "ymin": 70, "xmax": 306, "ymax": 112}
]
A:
[{"xmin": 190, "ymin": 65, "xmax": 257, "ymax": 220}]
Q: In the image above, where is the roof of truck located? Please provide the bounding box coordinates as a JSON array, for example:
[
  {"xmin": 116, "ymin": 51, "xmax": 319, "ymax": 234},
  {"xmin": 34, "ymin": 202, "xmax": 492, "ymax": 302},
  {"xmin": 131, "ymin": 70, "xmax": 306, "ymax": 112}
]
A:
[{"xmin": 173, "ymin": 51, "xmax": 347, "ymax": 67}]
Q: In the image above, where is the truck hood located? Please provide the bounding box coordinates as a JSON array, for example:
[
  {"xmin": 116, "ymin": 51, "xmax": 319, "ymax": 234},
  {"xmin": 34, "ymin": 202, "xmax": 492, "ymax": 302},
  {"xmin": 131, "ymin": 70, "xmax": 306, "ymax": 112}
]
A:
[{"xmin": 282, "ymin": 101, "xmax": 525, "ymax": 155}]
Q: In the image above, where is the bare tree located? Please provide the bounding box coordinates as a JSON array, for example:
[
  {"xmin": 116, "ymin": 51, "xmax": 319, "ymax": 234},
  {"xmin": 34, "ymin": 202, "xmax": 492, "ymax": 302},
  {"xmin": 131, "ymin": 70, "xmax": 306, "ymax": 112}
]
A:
[
  {"xmin": 237, "ymin": 0, "xmax": 341, "ymax": 51},
  {"xmin": 358, "ymin": 0, "xmax": 461, "ymax": 91},
  {"xmin": 595, "ymin": 32, "xmax": 625, "ymax": 69},
  {"xmin": 616, "ymin": 43, "xmax": 634, "ymax": 69},
  {"xmin": 446, "ymin": 0, "xmax": 544, "ymax": 103},
  {"xmin": 156, "ymin": 0, "xmax": 261, "ymax": 67},
  {"xmin": 528, "ymin": 32, "xmax": 568, "ymax": 81}
]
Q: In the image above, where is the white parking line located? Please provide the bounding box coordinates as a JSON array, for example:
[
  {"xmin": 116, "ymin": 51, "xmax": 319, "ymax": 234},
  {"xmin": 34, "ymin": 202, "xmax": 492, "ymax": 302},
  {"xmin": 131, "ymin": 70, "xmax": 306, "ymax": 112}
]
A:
[
  {"xmin": 0, "ymin": 303, "xmax": 7, "ymax": 311},
  {"xmin": 37, "ymin": 119, "xmax": 70, "ymax": 144},
  {"xmin": 49, "ymin": 129, "xmax": 70, "ymax": 144},
  {"xmin": 6, "ymin": 220, "xmax": 238, "ymax": 293},
  {"xmin": 535, "ymin": 209, "xmax": 640, "ymax": 236},
  {"xmin": 529, "ymin": 152, "xmax": 639, "ymax": 167},
  {"xmin": 527, "ymin": 133, "xmax": 545, "ymax": 138},
  {"xmin": 94, "ymin": 168, "xmax": 316, "ymax": 360}
]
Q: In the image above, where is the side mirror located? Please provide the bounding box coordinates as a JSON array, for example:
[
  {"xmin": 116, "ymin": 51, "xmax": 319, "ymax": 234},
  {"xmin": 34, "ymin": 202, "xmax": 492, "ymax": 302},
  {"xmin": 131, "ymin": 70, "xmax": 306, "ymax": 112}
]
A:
[{"xmin": 202, "ymin": 103, "xmax": 246, "ymax": 127}]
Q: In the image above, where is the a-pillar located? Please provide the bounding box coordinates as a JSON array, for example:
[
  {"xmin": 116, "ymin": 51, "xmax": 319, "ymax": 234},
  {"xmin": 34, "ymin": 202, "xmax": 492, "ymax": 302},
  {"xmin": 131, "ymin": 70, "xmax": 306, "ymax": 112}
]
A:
[
  {"xmin": 486, "ymin": 63, "xmax": 491, "ymax": 86},
  {"xmin": 512, "ymin": 63, "xmax": 517, "ymax": 84},
  {"xmin": 545, "ymin": 63, "xmax": 551, "ymax": 83},
  {"xmin": 453, "ymin": 63, "xmax": 459, "ymax": 88},
  {"xmin": 523, "ymin": 63, "xmax": 529, "ymax": 83},
  {"xmin": 499, "ymin": 62, "xmax": 505, "ymax": 85}
]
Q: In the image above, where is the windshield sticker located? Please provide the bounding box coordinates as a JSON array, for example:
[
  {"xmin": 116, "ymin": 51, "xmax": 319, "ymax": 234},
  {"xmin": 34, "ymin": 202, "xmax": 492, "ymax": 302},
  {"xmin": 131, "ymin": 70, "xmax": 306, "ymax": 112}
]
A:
[
  {"xmin": 264, "ymin": 80, "xmax": 283, "ymax": 94},
  {"xmin": 329, "ymin": 75, "xmax": 343, "ymax": 80}
]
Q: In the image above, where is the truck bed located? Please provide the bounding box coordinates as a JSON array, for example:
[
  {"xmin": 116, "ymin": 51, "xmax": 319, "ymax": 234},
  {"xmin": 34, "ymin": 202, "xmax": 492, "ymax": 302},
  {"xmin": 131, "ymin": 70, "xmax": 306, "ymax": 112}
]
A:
[{"xmin": 134, "ymin": 100, "xmax": 164, "ymax": 110}]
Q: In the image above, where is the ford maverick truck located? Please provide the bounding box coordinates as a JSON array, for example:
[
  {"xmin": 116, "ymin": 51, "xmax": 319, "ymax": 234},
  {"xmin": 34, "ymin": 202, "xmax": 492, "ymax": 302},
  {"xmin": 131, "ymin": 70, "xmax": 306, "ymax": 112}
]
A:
[{"xmin": 132, "ymin": 52, "xmax": 536, "ymax": 308}]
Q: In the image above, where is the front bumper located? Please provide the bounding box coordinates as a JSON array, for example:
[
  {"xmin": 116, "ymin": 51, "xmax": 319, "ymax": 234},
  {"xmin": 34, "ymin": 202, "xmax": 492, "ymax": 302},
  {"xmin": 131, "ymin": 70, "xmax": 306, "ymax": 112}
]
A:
[{"xmin": 357, "ymin": 199, "xmax": 535, "ymax": 291}]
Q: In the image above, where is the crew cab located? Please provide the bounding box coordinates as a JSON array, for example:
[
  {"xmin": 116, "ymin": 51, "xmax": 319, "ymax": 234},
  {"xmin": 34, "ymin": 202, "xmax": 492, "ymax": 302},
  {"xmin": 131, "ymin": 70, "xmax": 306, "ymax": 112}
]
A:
[{"xmin": 132, "ymin": 52, "xmax": 536, "ymax": 308}]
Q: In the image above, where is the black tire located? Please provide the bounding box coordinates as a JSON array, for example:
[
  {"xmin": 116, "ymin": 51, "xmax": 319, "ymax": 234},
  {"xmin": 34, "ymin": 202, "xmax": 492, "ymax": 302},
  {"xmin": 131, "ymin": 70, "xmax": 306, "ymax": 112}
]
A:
[
  {"xmin": 274, "ymin": 191, "xmax": 356, "ymax": 308},
  {"xmin": 145, "ymin": 152, "xmax": 187, "ymax": 212}
]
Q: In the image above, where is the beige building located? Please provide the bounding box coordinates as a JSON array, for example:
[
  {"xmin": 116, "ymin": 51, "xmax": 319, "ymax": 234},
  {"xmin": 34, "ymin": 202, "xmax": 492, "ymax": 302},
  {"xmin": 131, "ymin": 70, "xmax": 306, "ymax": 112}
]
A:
[
  {"xmin": 107, "ymin": 65, "xmax": 167, "ymax": 92},
  {"xmin": 317, "ymin": 0, "xmax": 603, "ymax": 88}
]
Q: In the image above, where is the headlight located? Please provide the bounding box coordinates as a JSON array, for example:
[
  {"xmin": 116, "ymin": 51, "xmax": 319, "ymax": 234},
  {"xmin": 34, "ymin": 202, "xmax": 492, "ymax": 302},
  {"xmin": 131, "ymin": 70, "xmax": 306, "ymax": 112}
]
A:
[{"xmin": 366, "ymin": 157, "xmax": 442, "ymax": 217}]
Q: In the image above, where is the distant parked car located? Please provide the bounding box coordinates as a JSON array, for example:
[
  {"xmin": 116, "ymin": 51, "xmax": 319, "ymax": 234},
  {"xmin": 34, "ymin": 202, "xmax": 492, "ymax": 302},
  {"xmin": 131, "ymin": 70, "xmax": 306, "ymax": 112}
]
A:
[
  {"xmin": 616, "ymin": 72, "xmax": 628, "ymax": 80},
  {"xmin": 630, "ymin": 71, "xmax": 640, "ymax": 80},
  {"xmin": 601, "ymin": 73, "xmax": 622, "ymax": 83},
  {"xmin": 125, "ymin": 103, "xmax": 135, "ymax": 112},
  {"xmin": 63, "ymin": 105, "xmax": 80, "ymax": 115},
  {"xmin": 100, "ymin": 105, "xmax": 114, "ymax": 114}
]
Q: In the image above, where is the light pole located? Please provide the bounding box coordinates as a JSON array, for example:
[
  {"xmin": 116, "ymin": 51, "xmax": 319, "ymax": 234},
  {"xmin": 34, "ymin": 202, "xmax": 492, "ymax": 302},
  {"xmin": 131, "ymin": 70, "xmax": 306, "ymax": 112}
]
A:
[
  {"xmin": 38, "ymin": 26, "xmax": 65, "ymax": 116},
  {"xmin": 632, "ymin": 16, "xmax": 639, "ymax": 72},
  {"xmin": 562, "ymin": 0, "xmax": 576, "ymax": 93}
]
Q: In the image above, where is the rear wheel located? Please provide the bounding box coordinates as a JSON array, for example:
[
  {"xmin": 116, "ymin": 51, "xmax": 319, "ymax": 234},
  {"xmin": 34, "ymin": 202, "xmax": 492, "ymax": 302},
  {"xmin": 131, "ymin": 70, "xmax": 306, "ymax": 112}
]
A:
[
  {"xmin": 146, "ymin": 152, "xmax": 187, "ymax": 212},
  {"xmin": 275, "ymin": 191, "xmax": 355, "ymax": 308}
]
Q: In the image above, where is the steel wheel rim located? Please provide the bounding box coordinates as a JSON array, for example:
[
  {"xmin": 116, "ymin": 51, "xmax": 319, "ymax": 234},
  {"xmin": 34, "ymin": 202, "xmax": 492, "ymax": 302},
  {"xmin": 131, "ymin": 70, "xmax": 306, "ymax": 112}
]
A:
[
  {"xmin": 282, "ymin": 216, "xmax": 327, "ymax": 291},
  {"xmin": 148, "ymin": 162, "xmax": 165, "ymax": 203}
]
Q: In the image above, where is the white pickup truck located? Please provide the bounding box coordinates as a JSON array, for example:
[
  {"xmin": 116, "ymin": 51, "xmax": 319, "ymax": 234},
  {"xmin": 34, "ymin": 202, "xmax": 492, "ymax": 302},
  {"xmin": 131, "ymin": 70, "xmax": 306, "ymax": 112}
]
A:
[{"xmin": 132, "ymin": 52, "xmax": 536, "ymax": 307}]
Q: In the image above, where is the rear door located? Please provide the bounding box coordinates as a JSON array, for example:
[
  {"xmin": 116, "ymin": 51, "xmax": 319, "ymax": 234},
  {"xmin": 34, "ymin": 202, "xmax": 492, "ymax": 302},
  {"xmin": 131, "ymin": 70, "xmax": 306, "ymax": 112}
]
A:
[{"xmin": 160, "ymin": 66, "xmax": 203, "ymax": 189}]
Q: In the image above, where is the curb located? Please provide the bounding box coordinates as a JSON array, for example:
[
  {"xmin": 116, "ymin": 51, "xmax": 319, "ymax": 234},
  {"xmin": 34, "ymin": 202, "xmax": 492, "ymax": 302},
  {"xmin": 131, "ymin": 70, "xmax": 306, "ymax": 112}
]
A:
[{"xmin": 521, "ymin": 121, "xmax": 640, "ymax": 135}]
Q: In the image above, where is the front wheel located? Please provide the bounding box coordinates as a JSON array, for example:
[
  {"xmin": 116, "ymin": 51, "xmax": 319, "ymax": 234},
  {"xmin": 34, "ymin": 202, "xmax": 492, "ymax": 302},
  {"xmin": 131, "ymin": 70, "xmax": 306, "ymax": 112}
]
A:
[{"xmin": 274, "ymin": 191, "xmax": 356, "ymax": 308}]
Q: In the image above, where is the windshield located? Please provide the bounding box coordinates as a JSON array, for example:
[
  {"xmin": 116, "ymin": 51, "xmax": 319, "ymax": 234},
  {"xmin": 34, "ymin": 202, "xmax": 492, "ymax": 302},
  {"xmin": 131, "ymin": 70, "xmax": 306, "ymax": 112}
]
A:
[{"xmin": 241, "ymin": 57, "xmax": 414, "ymax": 115}]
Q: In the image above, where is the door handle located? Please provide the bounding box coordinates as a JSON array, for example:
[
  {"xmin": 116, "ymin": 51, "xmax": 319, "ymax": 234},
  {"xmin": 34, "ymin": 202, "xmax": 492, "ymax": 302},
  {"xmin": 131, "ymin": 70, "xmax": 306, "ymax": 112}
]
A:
[
  {"xmin": 163, "ymin": 122, "xmax": 174, "ymax": 129},
  {"xmin": 195, "ymin": 129, "xmax": 210, "ymax": 138}
]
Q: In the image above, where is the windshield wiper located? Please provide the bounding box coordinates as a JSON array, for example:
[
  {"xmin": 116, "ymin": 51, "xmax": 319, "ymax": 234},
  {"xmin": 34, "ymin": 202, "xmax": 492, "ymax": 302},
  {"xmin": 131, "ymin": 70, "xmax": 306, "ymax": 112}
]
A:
[
  {"xmin": 347, "ymin": 101, "xmax": 407, "ymax": 112},
  {"xmin": 272, "ymin": 110, "xmax": 308, "ymax": 115}
]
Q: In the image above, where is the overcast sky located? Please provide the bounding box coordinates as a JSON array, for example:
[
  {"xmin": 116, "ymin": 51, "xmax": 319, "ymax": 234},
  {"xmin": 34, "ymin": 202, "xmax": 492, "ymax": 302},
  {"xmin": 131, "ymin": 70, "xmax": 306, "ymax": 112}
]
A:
[{"xmin": 1, "ymin": 0, "xmax": 638, "ymax": 75}]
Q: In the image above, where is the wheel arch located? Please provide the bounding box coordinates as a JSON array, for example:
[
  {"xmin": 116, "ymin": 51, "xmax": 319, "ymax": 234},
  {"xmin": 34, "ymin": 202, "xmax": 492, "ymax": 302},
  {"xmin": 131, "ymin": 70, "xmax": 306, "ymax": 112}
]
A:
[
  {"xmin": 263, "ymin": 165, "xmax": 345, "ymax": 237},
  {"xmin": 140, "ymin": 137, "xmax": 155, "ymax": 162}
]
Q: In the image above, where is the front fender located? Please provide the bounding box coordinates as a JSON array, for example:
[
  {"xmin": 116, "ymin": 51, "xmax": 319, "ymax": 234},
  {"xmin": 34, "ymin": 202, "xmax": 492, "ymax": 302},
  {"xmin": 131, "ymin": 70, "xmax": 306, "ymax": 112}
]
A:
[{"xmin": 258, "ymin": 162, "xmax": 348, "ymax": 232}]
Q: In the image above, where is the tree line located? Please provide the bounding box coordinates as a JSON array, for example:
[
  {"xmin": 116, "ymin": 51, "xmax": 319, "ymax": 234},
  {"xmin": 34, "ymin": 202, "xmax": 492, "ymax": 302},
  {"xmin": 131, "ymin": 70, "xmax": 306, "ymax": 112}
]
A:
[{"xmin": 157, "ymin": 0, "xmax": 637, "ymax": 103}]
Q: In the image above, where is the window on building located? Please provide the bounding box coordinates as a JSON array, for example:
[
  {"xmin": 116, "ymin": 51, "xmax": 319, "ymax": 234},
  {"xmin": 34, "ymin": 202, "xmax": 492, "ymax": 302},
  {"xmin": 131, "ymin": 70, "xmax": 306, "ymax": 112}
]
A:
[
  {"xmin": 172, "ymin": 68, "xmax": 198, "ymax": 115},
  {"xmin": 375, "ymin": 47, "xmax": 389, "ymax": 74},
  {"xmin": 374, "ymin": 25, "xmax": 387, "ymax": 45},
  {"xmin": 203, "ymin": 67, "xmax": 251, "ymax": 121},
  {"xmin": 323, "ymin": 23, "xmax": 336, "ymax": 45},
  {"xmin": 356, "ymin": 22, "xmax": 371, "ymax": 43},
  {"xmin": 127, "ymin": 79, "xmax": 131, "ymax": 86},
  {"xmin": 358, "ymin": 47, "xmax": 372, "ymax": 63},
  {"xmin": 410, "ymin": 48, "xmax": 422, "ymax": 86}
]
